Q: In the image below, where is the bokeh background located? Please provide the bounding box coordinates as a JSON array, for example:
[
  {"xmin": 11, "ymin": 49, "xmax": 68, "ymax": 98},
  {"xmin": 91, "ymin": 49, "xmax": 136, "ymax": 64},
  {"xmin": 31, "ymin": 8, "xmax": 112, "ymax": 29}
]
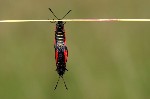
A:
[{"xmin": 0, "ymin": 0, "xmax": 150, "ymax": 99}]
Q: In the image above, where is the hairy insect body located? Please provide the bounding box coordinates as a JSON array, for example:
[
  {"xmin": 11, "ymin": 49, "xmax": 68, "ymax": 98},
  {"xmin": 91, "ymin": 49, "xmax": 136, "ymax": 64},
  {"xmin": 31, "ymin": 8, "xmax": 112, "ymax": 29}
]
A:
[{"xmin": 54, "ymin": 21, "xmax": 68, "ymax": 76}]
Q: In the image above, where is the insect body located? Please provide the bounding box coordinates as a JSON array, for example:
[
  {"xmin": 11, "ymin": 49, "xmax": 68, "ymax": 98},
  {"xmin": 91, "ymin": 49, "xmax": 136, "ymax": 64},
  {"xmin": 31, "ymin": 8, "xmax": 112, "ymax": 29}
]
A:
[
  {"xmin": 48, "ymin": 8, "xmax": 71, "ymax": 90},
  {"xmin": 54, "ymin": 21, "xmax": 68, "ymax": 76}
]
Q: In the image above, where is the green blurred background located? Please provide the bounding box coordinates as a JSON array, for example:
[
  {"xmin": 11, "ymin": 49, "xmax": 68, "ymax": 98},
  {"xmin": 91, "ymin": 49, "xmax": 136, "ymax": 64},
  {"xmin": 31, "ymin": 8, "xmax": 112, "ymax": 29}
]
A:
[{"xmin": 0, "ymin": 0, "xmax": 150, "ymax": 99}]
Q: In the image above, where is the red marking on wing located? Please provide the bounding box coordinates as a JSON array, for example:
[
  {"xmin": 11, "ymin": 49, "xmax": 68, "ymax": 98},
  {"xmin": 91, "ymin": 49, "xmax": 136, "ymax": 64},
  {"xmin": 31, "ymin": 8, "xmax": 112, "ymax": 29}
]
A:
[
  {"xmin": 64, "ymin": 49, "xmax": 68, "ymax": 63},
  {"xmin": 55, "ymin": 50, "xmax": 58, "ymax": 63}
]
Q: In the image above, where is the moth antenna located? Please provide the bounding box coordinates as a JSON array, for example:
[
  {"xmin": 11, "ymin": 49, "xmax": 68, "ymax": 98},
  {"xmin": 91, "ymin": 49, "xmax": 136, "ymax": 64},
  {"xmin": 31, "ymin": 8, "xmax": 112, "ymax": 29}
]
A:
[
  {"xmin": 54, "ymin": 76, "xmax": 61, "ymax": 90},
  {"xmin": 48, "ymin": 8, "xmax": 59, "ymax": 20},
  {"xmin": 61, "ymin": 10, "xmax": 72, "ymax": 19}
]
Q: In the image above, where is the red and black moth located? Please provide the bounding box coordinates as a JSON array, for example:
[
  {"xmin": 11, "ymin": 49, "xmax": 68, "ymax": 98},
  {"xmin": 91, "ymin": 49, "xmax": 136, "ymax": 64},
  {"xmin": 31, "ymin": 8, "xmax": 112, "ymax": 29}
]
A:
[{"xmin": 48, "ymin": 8, "xmax": 71, "ymax": 90}]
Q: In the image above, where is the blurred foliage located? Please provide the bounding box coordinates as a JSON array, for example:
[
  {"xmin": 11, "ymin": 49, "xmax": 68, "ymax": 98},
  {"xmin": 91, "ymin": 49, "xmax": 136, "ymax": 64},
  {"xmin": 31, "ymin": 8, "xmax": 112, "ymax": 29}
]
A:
[{"xmin": 0, "ymin": 0, "xmax": 150, "ymax": 99}]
